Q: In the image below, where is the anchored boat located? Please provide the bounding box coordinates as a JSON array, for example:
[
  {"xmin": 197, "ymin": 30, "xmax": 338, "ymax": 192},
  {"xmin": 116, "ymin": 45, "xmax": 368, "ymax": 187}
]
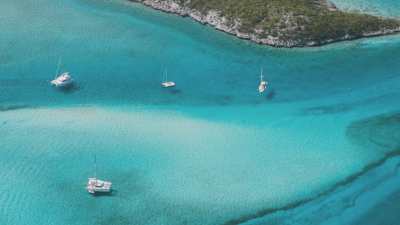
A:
[
  {"xmin": 50, "ymin": 58, "xmax": 74, "ymax": 88},
  {"xmin": 87, "ymin": 155, "xmax": 112, "ymax": 194},
  {"xmin": 258, "ymin": 68, "xmax": 268, "ymax": 94},
  {"xmin": 161, "ymin": 69, "xmax": 176, "ymax": 88},
  {"xmin": 51, "ymin": 72, "xmax": 74, "ymax": 87}
]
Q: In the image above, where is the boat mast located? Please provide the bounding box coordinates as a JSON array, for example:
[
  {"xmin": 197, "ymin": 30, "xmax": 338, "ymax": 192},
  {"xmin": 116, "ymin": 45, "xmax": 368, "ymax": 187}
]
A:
[
  {"xmin": 94, "ymin": 154, "xmax": 97, "ymax": 181},
  {"xmin": 260, "ymin": 68, "xmax": 264, "ymax": 82},
  {"xmin": 55, "ymin": 57, "xmax": 62, "ymax": 78},
  {"xmin": 164, "ymin": 69, "xmax": 168, "ymax": 82}
]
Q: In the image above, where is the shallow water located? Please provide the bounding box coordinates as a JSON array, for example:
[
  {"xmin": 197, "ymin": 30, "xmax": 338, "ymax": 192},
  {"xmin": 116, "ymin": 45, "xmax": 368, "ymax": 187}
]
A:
[
  {"xmin": 331, "ymin": 0, "xmax": 400, "ymax": 17},
  {"xmin": 0, "ymin": 0, "xmax": 399, "ymax": 225}
]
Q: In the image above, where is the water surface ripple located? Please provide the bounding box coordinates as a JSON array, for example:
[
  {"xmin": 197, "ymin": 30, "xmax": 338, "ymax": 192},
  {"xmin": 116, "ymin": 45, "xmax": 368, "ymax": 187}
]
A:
[{"xmin": 0, "ymin": 0, "xmax": 399, "ymax": 225}]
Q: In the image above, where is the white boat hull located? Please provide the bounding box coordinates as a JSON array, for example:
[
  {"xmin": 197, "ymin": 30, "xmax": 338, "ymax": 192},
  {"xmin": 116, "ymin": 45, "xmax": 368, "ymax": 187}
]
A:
[
  {"xmin": 87, "ymin": 178, "xmax": 112, "ymax": 194},
  {"xmin": 51, "ymin": 79, "xmax": 74, "ymax": 87},
  {"xmin": 51, "ymin": 72, "xmax": 74, "ymax": 88},
  {"xmin": 258, "ymin": 81, "xmax": 267, "ymax": 93},
  {"xmin": 161, "ymin": 81, "xmax": 176, "ymax": 88}
]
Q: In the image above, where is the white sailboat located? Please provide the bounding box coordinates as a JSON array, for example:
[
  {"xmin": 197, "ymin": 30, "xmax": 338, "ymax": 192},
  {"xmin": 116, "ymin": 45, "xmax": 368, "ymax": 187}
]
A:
[
  {"xmin": 161, "ymin": 69, "xmax": 176, "ymax": 88},
  {"xmin": 51, "ymin": 58, "xmax": 74, "ymax": 88},
  {"xmin": 87, "ymin": 155, "xmax": 112, "ymax": 194},
  {"xmin": 258, "ymin": 68, "xmax": 268, "ymax": 94}
]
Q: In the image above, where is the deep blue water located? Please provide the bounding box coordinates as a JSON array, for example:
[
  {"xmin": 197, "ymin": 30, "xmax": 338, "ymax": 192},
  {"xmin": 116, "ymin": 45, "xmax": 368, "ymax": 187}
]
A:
[{"xmin": 0, "ymin": 0, "xmax": 399, "ymax": 225}]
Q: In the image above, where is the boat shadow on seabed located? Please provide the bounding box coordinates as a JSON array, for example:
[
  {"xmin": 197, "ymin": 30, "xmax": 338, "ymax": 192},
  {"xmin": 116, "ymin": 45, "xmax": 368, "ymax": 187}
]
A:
[
  {"xmin": 166, "ymin": 88, "xmax": 182, "ymax": 95},
  {"xmin": 88, "ymin": 188, "xmax": 116, "ymax": 197},
  {"xmin": 56, "ymin": 83, "xmax": 80, "ymax": 94},
  {"xmin": 265, "ymin": 89, "xmax": 276, "ymax": 100}
]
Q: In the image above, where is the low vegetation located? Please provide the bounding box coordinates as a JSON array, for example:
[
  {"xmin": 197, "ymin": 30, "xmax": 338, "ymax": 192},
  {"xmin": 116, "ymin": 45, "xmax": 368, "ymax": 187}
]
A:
[{"xmin": 171, "ymin": 0, "xmax": 400, "ymax": 45}]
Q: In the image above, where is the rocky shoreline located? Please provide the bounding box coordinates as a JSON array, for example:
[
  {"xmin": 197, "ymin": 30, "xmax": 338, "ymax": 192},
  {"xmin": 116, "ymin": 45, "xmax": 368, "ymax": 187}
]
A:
[{"xmin": 129, "ymin": 0, "xmax": 400, "ymax": 48}]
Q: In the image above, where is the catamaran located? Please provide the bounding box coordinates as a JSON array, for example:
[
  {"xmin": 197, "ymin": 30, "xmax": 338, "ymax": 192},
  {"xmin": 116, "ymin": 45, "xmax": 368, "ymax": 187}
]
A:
[
  {"xmin": 258, "ymin": 68, "xmax": 268, "ymax": 94},
  {"xmin": 87, "ymin": 155, "xmax": 112, "ymax": 194},
  {"xmin": 161, "ymin": 69, "xmax": 176, "ymax": 88},
  {"xmin": 51, "ymin": 58, "xmax": 74, "ymax": 88}
]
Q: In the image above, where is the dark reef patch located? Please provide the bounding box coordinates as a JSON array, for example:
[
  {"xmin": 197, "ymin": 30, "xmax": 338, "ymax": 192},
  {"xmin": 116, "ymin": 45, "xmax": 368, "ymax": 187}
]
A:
[
  {"xmin": 303, "ymin": 103, "xmax": 352, "ymax": 115},
  {"xmin": 352, "ymin": 186, "xmax": 400, "ymax": 225},
  {"xmin": 223, "ymin": 149, "xmax": 400, "ymax": 225},
  {"xmin": 302, "ymin": 93, "xmax": 396, "ymax": 116},
  {"xmin": 0, "ymin": 104, "xmax": 32, "ymax": 112},
  {"xmin": 346, "ymin": 112, "xmax": 400, "ymax": 151},
  {"xmin": 222, "ymin": 112, "xmax": 400, "ymax": 225}
]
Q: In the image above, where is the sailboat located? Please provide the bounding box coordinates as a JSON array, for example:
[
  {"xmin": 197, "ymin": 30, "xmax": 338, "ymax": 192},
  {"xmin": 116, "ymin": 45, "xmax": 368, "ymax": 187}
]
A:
[
  {"xmin": 51, "ymin": 58, "xmax": 74, "ymax": 88},
  {"xmin": 161, "ymin": 69, "xmax": 176, "ymax": 88},
  {"xmin": 86, "ymin": 155, "xmax": 112, "ymax": 194},
  {"xmin": 258, "ymin": 68, "xmax": 268, "ymax": 94}
]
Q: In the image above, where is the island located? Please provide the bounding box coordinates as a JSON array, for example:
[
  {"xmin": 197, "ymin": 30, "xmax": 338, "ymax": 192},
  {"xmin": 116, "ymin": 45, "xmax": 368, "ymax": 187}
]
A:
[{"xmin": 130, "ymin": 0, "xmax": 400, "ymax": 47}]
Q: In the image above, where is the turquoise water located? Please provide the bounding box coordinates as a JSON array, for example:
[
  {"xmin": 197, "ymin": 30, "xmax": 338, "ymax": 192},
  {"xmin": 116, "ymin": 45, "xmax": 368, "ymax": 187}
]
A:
[
  {"xmin": 331, "ymin": 0, "xmax": 400, "ymax": 17},
  {"xmin": 0, "ymin": 0, "xmax": 400, "ymax": 225}
]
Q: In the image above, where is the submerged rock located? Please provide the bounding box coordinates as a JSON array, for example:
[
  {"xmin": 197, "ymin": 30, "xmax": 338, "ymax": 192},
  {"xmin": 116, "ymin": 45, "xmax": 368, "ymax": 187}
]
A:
[{"xmin": 347, "ymin": 112, "xmax": 400, "ymax": 152}]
